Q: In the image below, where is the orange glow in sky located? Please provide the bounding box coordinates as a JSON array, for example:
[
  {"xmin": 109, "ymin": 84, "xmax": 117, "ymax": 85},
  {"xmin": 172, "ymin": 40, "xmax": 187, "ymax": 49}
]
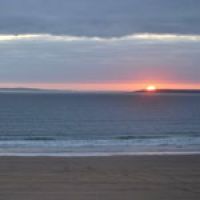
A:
[{"xmin": 0, "ymin": 82, "xmax": 200, "ymax": 92}]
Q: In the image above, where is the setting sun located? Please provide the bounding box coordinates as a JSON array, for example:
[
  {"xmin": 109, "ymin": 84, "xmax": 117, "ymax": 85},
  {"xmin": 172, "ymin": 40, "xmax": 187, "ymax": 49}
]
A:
[{"xmin": 146, "ymin": 85, "xmax": 157, "ymax": 92}]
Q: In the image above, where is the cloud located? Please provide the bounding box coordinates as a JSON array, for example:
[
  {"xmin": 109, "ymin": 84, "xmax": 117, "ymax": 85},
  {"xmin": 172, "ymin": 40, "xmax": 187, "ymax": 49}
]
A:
[
  {"xmin": 0, "ymin": 0, "xmax": 199, "ymax": 36},
  {"xmin": 0, "ymin": 33, "xmax": 199, "ymax": 85},
  {"xmin": 1, "ymin": 33, "xmax": 200, "ymax": 42}
]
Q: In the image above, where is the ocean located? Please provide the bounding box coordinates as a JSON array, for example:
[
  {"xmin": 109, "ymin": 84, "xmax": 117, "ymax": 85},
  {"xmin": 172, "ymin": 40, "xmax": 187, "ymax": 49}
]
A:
[{"xmin": 0, "ymin": 92, "xmax": 200, "ymax": 156}]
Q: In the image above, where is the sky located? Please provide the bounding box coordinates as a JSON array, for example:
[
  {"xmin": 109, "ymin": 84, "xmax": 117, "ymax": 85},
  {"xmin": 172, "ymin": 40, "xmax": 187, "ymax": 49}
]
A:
[{"xmin": 0, "ymin": 0, "xmax": 200, "ymax": 91}]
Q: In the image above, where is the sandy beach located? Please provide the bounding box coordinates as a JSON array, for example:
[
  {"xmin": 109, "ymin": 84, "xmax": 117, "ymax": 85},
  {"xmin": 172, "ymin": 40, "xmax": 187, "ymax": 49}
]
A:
[{"xmin": 0, "ymin": 155, "xmax": 199, "ymax": 200}]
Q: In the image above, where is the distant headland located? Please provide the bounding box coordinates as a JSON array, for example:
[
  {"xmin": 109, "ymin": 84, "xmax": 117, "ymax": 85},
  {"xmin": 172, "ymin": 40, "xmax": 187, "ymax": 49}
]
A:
[
  {"xmin": 0, "ymin": 88, "xmax": 68, "ymax": 93},
  {"xmin": 135, "ymin": 89, "xmax": 200, "ymax": 94}
]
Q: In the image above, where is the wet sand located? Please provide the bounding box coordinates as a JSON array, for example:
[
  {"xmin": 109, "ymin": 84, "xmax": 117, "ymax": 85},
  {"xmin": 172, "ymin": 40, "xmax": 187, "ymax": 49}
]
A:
[{"xmin": 0, "ymin": 155, "xmax": 199, "ymax": 200}]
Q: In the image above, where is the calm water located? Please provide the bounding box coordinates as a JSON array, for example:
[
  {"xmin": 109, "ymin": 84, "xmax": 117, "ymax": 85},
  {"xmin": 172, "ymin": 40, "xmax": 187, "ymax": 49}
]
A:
[{"xmin": 0, "ymin": 92, "xmax": 200, "ymax": 156}]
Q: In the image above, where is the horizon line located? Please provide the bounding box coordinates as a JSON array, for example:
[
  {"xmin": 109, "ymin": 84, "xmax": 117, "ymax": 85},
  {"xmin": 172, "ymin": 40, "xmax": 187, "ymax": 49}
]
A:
[{"xmin": 1, "ymin": 87, "xmax": 200, "ymax": 93}]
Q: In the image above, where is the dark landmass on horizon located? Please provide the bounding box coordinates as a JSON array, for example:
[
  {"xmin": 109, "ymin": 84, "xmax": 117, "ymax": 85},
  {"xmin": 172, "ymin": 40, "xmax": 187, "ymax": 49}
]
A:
[
  {"xmin": 0, "ymin": 88, "xmax": 200, "ymax": 94},
  {"xmin": 0, "ymin": 88, "xmax": 73, "ymax": 93},
  {"xmin": 135, "ymin": 89, "xmax": 200, "ymax": 94},
  {"xmin": 0, "ymin": 88, "xmax": 124, "ymax": 94}
]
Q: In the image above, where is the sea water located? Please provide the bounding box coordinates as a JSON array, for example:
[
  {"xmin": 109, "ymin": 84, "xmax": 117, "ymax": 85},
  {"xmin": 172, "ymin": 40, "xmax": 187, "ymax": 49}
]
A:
[{"xmin": 0, "ymin": 92, "xmax": 199, "ymax": 156}]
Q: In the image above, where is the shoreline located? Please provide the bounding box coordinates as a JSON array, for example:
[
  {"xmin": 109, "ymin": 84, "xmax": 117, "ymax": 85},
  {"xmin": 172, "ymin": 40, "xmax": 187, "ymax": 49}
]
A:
[{"xmin": 0, "ymin": 151, "xmax": 200, "ymax": 157}]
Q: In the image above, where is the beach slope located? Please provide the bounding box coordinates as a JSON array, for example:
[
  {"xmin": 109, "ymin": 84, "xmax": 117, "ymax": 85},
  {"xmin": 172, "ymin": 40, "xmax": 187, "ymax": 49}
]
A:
[{"xmin": 0, "ymin": 155, "xmax": 199, "ymax": 200}]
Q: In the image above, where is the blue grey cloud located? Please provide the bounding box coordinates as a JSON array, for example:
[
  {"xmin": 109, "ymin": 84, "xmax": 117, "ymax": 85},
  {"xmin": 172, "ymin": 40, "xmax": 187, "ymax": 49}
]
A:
[
  {"xmin": 0, "ymin": 0, "xmax": 199, "ymax": 36},
  {"xmin": 0, "ymin": 37, "xmax": 199, "ymax": 84}
]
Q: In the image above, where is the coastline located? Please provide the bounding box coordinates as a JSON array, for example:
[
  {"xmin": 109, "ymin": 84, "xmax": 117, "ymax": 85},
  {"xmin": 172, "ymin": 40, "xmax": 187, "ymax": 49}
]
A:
[
  {"xmin": 0, "ymin": 155, "xmax": 199, "ymax": 200},
  {"xmin": 0, "ymin": 151, "xmax": 200, "ymax": 157}
]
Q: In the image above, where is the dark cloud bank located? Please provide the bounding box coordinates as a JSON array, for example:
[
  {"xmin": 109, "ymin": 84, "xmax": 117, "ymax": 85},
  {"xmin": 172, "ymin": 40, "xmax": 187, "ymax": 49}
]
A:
[{"xmin": 0, "ymin": 0, "xmax": 200, "ymax": 36}]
